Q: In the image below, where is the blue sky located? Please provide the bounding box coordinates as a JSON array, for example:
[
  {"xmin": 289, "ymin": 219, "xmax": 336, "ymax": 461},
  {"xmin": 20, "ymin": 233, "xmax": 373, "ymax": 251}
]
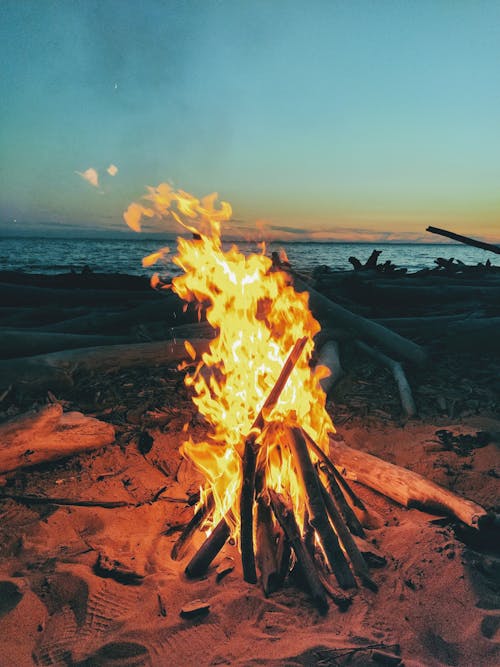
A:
[{"xmin": 1, "ymin": 0, "xmax": 499, "ymax": 241}]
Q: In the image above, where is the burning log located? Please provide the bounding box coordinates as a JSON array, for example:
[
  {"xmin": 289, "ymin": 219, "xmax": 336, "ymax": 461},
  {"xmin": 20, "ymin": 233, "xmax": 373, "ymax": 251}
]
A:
[
  {"xmin": 354, "ymin": 340, "xmax": 417, "ymax": 418},
  {"xmin": 240, "ymin": 435, "xmax": 258, "ymax": 583},
  {"xmin": 256, "ymin": 496, "xmax": 280, "ymax": 595},
  {"xmin": 185, "ymin": 517, "xmax": 231, "ymax": 578},
  {"xmin": 269, "ymin": 489, "xmax": 328, "ymax": 614},
  {"xmin": 317, "ymin": 473, "xmax": 377, "ymax": 591},
  {"xmin": 171, "ymin": 492, "xmax": 215, "ymax": 560},
  {"xmin": 426, "ymin": 225, "xmax": 500, "ymax": 255},
  {"xmin": 0, "ymin": 404, "xmax": 115, "ymax": 475},
  {"xmin": 291, "ymin": 274, "xmax": 428, "ymax": 366},
  {"xmin": 318, "ymin": 462, "xmax": 365, "ymax": 538},
  {"xmin": 329, "ymin": 439, "xmax": 489, "ymax": 529},
  {"xmin": 286, "ymin": 426, "xmax": 356, "ymax": 589}
]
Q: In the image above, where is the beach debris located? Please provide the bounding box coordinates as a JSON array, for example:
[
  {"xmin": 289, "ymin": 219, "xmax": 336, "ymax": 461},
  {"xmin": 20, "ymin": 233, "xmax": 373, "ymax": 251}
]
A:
[{"xmin": 180, "ymin": 599, "xmax": 210, "ymax": 619}]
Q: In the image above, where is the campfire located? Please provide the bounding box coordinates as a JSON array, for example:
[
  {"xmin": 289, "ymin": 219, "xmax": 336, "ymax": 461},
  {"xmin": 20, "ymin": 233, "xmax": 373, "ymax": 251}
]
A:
[{"xmin": 125, "ymin": 185, "xmax": 379, "ymax": 612}]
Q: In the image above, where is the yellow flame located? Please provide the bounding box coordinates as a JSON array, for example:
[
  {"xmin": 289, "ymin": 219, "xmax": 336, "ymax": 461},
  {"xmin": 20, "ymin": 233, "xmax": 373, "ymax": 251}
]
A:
[{"xmin": 125, "ymin": 184, "xmax": 335, "ymax": 538}]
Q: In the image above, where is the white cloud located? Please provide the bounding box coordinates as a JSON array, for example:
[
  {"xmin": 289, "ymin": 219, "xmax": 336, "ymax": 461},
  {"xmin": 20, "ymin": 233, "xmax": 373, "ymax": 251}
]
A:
[{"xmin": 76, "ymin": 167, "xmax": 99, "ymax": 188}]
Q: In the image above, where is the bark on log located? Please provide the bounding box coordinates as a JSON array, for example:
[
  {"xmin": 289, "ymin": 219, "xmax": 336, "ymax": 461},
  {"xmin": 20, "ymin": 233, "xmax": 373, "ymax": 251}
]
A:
[
  {"xmin": 286, "ymin": 426, "xmax": 356, "ymax": 589},
  {"xmin": 329, "ymin": 439, "xmax": 488, "ymax": 528},
  {"xmin": 185, "ymin": 517, "xmax": 231, "ymax": 578},
  {"xmin": 318, "ymin": 462, "xmax": 365, "ymax": 538},
  {"xmin": 240, "ymin": 436, "xmax": 258, "ymax": 583},
  {"xmin": 0, "ymin": 404, "xmax": 115, "ymax": 474},
  {"xmin": 256, "ymin": 496, "xmax": 280, "ymax": 595},
  {"xmin": 316, "ymin": 340, "xmax": 343, "ymax": 394},
  {"xmin": 426, "ymin": 226, "xmax": 500, "ymax": 255},
  {"xmin": 0, "ymin": 338, "xmax": 211, "ymax": 393},
  {"xmin": 317, "ymin": 475, "xmax": 377, "ymax": 591},
  {"xmin": 355, "ymin": 341, "xmax": 417, "ymax": 417},
  {"xmin": 0, "ymin": 328, "xmax": 131, "ymax": 359},
  {"xmin": 269, "ymin": 489, "xmax": 328, "ymax": 614},
  {"xmin": 291, "ymin": 275, "xmax": 427, "ymax": 366}
]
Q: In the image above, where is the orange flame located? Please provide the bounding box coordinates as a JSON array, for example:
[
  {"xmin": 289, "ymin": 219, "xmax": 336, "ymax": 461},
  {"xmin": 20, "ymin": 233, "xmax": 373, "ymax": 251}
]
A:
[{"xmin": 125, "ymin": 184, "xmax": 335, "ymax": 537}]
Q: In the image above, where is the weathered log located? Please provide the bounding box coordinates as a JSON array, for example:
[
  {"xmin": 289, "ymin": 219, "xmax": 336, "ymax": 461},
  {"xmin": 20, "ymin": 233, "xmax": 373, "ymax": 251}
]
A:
[
  {"xmin": 426, "ymin": 226, "xmax": 500, "ymax": 255},
  {"xmin": 355, "ymin": 340, "xmax": 417, "ymax": 417},
  {"xmin": 185, "ymin": 517, "xmax": 231, "ymax": 578},
  {"xmin": 0, "ymin": 338, "xmax": 211, "ymax": 393},
  {"xmin": 39, "ymin": 295, "xmax": 200, "ymax": 335},
  {"xmin": 329, "ymin": 439, "xmax": 489, "ymax": 528},
  {"xmin": 291, "ymin": 275, "xmax": 427, "ymax": 366},
  {"xmin": 317, "ymin": 474, "xmax": 377, "ymax": 591},
  {"xmin": 171, "ymin": 492, "xmax": 215, "ymax": 560},
  {"xmin": 240, "ymin": 436, "xmax": 258, "ymax": 583},
  {"xmin": 0, "ymin": 282, "xmax": 162, "ymax": 307},
  {"xmin": 0, "ymin": 404, "xmax": 115, "ymax": 474},
  {"xmin": 286, "ymin": 426, "xmax": 356, "ymax": 589},
  {"xmin": 0, "ymin": 328, "xmax": 131, "ymax": 359},
  {"xmin": 269, "ymin": 489, "xmax": 328, "ymax": 614},
  {"xmin": 315, "ymin": 340, "xmax": 343, "ymax": 394},
  {"xmin": 0, "ymin": 494, "xmax": 132, "ymax": 509},
  {"xmin": 256, "ymin": 496, "xmax": 280, "ymax": 595}
]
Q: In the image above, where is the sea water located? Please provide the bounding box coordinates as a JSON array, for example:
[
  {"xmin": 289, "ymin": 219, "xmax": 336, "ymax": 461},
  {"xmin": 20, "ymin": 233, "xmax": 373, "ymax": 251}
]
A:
[{"xmin": 0, "ymin": 237, "xmax": 496, "ymax": 277}]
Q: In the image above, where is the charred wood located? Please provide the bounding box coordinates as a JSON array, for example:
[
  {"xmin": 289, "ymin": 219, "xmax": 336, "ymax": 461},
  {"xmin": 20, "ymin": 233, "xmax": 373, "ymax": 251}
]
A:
[
  {"xmin": 185, "ymin": 517, "xmax": 231, "ymax": 578},
  {"xmin": 171, "ymin": 492, "xmax": 215, "ymax": 560},
  {"xmin": 256, "ymin": 496, "xmax": 280, "ymax": 595}
]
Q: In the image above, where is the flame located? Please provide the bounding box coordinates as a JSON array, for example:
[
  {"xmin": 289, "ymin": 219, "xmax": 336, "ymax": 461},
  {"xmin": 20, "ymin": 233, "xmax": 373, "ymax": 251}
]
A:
[{"xmin": 125, "ymin": 184, "xmax": 335, "ymax": 539}]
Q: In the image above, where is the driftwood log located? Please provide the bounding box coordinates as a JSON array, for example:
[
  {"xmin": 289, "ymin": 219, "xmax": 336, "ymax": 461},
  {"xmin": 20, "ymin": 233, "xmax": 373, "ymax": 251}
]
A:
[
  {"xmin": 426, "ymin": 226, "xmax": 500, "ymax": 255},
  {"xmin": 354, "ymin": 340, "xmax": 417, "ymax": 417},
  {"xmin": 315, "ymin": 340, "xmax": 343, "ymax": 394},
  {"xmin": 329, "ymin": 439, "xmax": 489, "ymax": 528},
  {"xmin": 0, "ymin": 328, "xmax": 131, "ymax": 359},
  {"xmin": 291, "ymin": 275, "xmax": 428, "ymax": 366},
  {"xmin": 0, "ymin": 404, "xmax": 115, "ymax": 474},
  {"xmin": 0, "ymin": 338, "xmax": 211, "ymax": 393}
]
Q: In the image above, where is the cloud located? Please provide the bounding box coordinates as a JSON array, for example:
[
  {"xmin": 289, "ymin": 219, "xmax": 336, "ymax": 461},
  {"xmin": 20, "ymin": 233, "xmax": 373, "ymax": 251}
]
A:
[
  {"xmin": 107, "ymin": 164, "xmax": 118, "ymax": 176},
  {"xmin": 76, "ymin": 167, "xmax": 99, "ymax": 188}
]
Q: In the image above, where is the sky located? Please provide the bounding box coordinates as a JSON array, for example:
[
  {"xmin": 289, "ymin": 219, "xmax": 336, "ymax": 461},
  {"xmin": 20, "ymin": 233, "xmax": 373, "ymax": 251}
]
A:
[{"xmin": 1, "ymin": 0, "xmax": 499, "ymax": 242}]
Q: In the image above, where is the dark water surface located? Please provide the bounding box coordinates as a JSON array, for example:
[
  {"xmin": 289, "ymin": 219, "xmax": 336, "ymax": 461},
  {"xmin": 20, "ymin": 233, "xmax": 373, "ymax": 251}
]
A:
[{"xmin": 0, "ymin": 237, "xmax": 496, "ymax": 277}]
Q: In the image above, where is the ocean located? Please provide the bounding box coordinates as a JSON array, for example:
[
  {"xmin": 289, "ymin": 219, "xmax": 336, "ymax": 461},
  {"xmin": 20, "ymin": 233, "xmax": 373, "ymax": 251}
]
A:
[{"xmin": 0, "ymin": 237, "xmax": 496, "ymax": 277}]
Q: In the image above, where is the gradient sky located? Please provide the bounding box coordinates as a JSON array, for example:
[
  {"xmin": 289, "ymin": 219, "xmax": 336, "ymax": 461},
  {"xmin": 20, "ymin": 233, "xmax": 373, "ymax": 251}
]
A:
[{"xmin": 1, "ymin": 0, "xmax": 499, "ymax": 242}]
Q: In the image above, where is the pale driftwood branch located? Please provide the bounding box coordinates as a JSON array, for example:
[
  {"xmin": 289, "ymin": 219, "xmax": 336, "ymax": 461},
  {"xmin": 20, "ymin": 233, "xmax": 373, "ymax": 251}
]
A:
[
  {"xmin": 355, "ymin": 340, "xmax": 417, "ymax": 417},
  {"xmin": 0, "ymin": 404, "xmax": 115, "ymax": 474},
  {"xmin": 291, "ymin": 275, "xmax": 427, "ymax": 366},
  {"xmin": 0, "ymin": 338, "xmax": 211, "ymax": 393},
  {"xmin": 426, "ymin": 226, "xmax": 500, "ymax": 255},
  {"xmin": 329, "ymin": 438, "xmax": 488, "ymax": 529}
]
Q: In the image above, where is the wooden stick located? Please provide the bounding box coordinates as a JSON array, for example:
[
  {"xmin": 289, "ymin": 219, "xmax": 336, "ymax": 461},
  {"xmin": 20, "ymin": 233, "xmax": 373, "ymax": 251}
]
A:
[
  {"xmin": 256, "ymin": 496, "xmax": 280, "ymax": 595},
  {"xmin": 171, "ymin": 492, "xmax": 214, "ymax": 560},
  {"xmin": 185, "ymin": 517, "xmax": 231, "ymax": 578},
  {"xmin": 0, "ymin": 494, "xmax": 132, "ymax": 509},
  {"xmin": 329, "ymin": 438, "xmax": 489, "ymax": 529},
  {"xmin": 269, "ymin": 489, "xmax": 328, "ymax": 614},
  {"xmin": 239, "ymin": 336, "xmax": 308, "ymax": 584},
  {"xmin": 355, "ymin": 340, "xmax": 417, "ymax": 417},
  {"xmin": 318, "ymin": 461, "xmax": 365, "ymax": 538},
  {"xmin": 286, "ymin": 426, "xmax": 356, "ymax": 589},
  {"xmin": 426, "ymin": 226, "xmax": 500, "ymax": 255},
  {"xmin": 0, "ymin": 404, "xmax": 115, "ymax": 474},
  {"xmin": 240, "ymin": 436, "xmax": 258, "ymax": 583},
  {"xmin": 301, "ymin": 430, "xmax": 367, "ymax": 513},
  {"xmin": 317, "ymin": 473, "xmax": 377, "ymax": 591}
]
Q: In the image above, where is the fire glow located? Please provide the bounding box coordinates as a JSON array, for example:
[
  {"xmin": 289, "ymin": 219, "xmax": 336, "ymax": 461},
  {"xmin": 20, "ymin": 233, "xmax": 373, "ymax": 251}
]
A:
[{"xmin": 125, "ymin": 184, "xmax": 342, "ymax": 596}]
